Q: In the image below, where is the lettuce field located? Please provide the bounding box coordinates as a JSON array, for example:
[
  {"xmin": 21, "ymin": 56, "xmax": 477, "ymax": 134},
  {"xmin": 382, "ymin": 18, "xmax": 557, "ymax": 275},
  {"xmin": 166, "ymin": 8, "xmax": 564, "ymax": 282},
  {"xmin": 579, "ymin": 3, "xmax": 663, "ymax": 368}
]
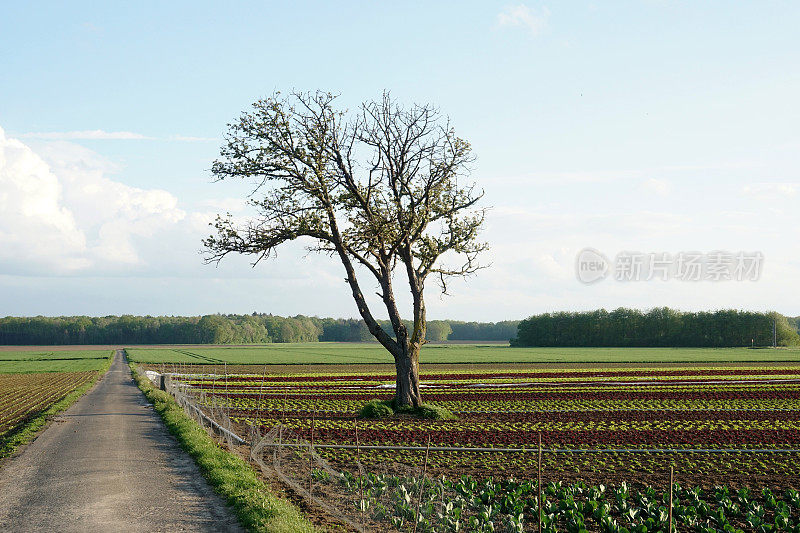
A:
[
  {"xmin": 154, "ymin": 356, "xmax": 800, "ymax": 531},
  {"xmin": 166, "ymin": 363, "xmax": 800, "ymax": 484}
]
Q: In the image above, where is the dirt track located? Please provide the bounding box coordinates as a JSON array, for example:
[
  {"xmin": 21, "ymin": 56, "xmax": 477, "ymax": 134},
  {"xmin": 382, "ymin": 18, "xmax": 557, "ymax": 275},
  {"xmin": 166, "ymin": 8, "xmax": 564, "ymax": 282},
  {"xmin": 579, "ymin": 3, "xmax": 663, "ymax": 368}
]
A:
[{"xmin": 0, "ymin": 350, "xmax": 242, "ymax": 532}]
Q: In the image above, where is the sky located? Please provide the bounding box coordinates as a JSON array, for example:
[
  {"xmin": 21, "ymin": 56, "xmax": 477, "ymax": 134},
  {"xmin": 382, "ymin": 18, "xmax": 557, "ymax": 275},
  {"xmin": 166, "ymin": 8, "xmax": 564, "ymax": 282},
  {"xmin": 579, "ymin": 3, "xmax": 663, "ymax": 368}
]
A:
[{"xmin": 1, "ymin": 1, "xmax": 799, "ymax": 321}]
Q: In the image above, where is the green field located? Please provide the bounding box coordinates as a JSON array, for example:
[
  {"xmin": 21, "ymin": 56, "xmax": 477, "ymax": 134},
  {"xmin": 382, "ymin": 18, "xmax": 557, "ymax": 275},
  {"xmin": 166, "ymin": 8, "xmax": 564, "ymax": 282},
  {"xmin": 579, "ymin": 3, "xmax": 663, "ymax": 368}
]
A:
[
  {"xmin": 0, "ymin": 350, "xmax": 113, "ymax": 373},
  {"xmin": 125, "ymin": 343, "xmax": 800, "ymax": 365}
]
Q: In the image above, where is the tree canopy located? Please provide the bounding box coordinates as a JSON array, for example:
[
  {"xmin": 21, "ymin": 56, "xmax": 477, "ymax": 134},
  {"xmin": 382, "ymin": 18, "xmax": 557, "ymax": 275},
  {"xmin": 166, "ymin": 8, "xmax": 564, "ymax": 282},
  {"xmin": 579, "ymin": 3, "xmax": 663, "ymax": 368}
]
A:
[{"xmin": 204, "ymin": 91, "xmax": 487, "ymax": 406}]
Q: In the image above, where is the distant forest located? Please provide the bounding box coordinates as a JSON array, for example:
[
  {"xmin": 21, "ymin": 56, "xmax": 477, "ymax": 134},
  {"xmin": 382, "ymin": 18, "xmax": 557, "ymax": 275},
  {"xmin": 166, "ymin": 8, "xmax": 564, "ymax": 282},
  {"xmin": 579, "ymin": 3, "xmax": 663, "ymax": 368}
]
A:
[
  {"xmin": 511, "ymin": 308, "xmax": 800, "ymax": 348},
  {"xmin": 2, "ymin": 310, "xmax": 798, "ymax": 347},
  {"xmin": 0, "ymin": 315, "xmax": 519, "ymax": 345}
]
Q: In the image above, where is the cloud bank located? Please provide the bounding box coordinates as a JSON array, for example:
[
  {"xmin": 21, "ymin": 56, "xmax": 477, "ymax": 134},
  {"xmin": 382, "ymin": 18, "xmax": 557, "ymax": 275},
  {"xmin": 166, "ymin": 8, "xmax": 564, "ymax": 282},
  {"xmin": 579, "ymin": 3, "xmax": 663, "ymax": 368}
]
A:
[{"xmin": 0, "ymin": 126, "xmax": 186, "ymax": 274}]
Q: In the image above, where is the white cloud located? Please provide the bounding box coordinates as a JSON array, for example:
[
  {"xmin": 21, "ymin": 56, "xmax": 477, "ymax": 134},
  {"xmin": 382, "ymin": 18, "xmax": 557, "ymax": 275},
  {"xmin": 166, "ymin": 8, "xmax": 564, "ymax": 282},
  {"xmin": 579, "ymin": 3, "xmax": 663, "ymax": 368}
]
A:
[
  {"xmin": 0, "ymin": 127, "xmax": 89, "ymax": 271},
  {"xmin": 496, "ymin": 4, "xmax": 550, "ymax": 35},
  {"xmin": 0, "ymin": 126, "xmax": 186, "ymax": 274}
]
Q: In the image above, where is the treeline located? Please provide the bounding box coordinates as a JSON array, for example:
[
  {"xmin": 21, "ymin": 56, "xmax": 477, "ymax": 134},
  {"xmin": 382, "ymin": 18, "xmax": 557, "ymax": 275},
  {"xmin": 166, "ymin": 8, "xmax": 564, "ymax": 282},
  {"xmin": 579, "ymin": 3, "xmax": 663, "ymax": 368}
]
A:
[
  {"xmin": 6, "ymin": 310, "xmax": 796, "ymax": 347},
  {"xmin": 511, "ymin": 308, "xmax": 800, "ymax": 347},
  {"xmin": 0, "ymin": 315, "xmax": 519, "ymax": 345},
  {"xmin": 317, "ymin": 319, "xmax": 519, "ymax": 343}
]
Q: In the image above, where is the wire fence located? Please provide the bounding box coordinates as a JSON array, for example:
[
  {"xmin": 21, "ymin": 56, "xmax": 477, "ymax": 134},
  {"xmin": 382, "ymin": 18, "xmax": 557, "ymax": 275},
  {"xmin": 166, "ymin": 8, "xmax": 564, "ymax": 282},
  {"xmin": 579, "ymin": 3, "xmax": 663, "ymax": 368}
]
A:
[{"xmin": 156, "ymin": 369, "xmax": 470, "ymax": 531}]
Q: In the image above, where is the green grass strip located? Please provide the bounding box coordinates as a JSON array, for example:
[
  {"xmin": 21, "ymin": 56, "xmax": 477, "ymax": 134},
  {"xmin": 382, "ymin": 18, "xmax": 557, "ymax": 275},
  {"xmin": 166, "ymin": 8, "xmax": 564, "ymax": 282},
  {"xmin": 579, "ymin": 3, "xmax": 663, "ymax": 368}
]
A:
[
  {"xmin": 129, "ymin": 362, "xmax": 318, "ymax": 533},
  {"xmin": 0, "ymin": 352, "xmax": 114, "ymax": 459}
]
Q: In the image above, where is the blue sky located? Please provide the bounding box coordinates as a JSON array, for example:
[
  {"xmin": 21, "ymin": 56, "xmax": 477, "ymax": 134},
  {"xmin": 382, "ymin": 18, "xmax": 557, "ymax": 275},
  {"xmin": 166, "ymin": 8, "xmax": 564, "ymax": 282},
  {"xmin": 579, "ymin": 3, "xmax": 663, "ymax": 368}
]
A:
[{"xmin": 1, "ymin": 1, "xmax": 798, "ymax": 320}]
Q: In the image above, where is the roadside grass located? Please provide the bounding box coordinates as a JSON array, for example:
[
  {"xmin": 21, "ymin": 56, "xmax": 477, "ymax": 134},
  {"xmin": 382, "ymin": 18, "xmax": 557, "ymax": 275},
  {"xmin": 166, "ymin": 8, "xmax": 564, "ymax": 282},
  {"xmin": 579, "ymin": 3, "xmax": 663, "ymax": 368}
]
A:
[
  {"xmin": 129, "ymin": 362, "xmax": 318, "ymax": 533},
  {"xmin": 0, "ymin": 352, "xmax": 114, "ymax": 459}
]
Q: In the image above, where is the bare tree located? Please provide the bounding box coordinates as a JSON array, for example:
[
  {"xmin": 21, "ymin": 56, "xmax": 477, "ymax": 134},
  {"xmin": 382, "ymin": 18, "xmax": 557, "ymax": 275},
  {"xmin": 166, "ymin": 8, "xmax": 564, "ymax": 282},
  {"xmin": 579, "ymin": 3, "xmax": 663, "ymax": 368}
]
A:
[{"xmin": 204, "ymin": 91, "xmax": 486, "ymax": 408}]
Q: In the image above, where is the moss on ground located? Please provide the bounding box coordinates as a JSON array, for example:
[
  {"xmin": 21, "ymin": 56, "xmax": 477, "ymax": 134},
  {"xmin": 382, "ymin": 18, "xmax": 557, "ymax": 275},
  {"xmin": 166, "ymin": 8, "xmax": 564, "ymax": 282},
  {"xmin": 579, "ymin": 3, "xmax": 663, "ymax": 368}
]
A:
[{"xmin": 358, "ymin": 398, "xmax": 456, "ymax": 420}]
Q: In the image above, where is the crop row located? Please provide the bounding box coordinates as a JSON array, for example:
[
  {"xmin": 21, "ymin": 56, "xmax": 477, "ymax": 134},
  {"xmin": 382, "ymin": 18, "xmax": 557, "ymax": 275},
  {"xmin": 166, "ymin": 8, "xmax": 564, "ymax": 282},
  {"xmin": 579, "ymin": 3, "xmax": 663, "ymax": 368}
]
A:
[
  {"xmin": 235, "ymin": 415, "xmax": 800, "ymax": 434},
  {"xmin": 225, "ymin": 407, "xmax": 800, "ymax": 422},
  {"xmin": 186, "ymin": 375, "xmax": 800, "ymax": 390},
  {"xmin": 186, "ymin": 375, "xmax": 800, "ymax": 388},
  {"xmin": 198, "ymin": 387, "xmax": 800, "ymax": 402},
  {"xmin": 196, "ymin": 395, "xmax": 800, "ymax": 413},
  {"xmin": 332, "ymin": 448, "xmax": 799, "ymax": 480},
  {"xmin": 241, "ymin": 419, "xmax": 800, "ymax": 449}
]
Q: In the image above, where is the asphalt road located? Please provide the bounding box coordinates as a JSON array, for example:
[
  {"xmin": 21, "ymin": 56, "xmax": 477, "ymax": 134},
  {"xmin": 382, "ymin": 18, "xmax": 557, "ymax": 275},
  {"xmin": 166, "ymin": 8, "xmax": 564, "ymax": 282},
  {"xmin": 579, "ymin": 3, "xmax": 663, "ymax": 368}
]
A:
[{"xmin": 0, "ymin": 350, "xmax": 243, "ymax": 532}]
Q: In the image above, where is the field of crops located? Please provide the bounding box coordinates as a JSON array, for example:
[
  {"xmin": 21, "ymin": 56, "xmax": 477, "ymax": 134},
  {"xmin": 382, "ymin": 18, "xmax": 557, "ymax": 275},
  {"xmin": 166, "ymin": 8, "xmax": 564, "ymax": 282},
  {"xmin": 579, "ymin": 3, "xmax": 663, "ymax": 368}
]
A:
[
  {"xmin": 138, "ymin": 349, "xmax": 800, "ymax": 532},
  {"xmin": 0, "ymin": 350, "xmax": 112, "ymax": 457},
  {"xmin": 174, "ymin": 364, "xmax": 800, "ymax": 484},
  {"xmin": 157, "ymin": 361, "xmax": 800, "ymax": 531},
  {"xmin": 127, "ymin": 344, "xmax": 800, "ymax": 365}
]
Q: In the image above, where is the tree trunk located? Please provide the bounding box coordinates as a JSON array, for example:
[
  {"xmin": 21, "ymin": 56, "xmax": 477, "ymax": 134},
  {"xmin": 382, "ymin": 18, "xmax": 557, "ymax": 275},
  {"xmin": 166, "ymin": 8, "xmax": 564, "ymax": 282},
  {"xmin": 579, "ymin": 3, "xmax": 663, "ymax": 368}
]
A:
[{"xmin": 394, "ymin": 343, "xmax": 422, "ymax": 408}]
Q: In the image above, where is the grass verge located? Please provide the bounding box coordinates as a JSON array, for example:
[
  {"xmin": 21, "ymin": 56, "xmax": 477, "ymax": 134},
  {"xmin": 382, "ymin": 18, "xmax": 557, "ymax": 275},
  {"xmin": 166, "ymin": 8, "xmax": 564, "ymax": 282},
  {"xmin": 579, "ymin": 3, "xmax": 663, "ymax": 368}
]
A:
[
  {"xmin": 358, "ymin": 399, "xmax": 456, "ymax": 420},
  {"xmin": 130, "ymin": 362, "xmax": 318, "ymax": 533},
  {"xmin": 0, "ymin": 352, "xmax": 114, "ymax": 459}
]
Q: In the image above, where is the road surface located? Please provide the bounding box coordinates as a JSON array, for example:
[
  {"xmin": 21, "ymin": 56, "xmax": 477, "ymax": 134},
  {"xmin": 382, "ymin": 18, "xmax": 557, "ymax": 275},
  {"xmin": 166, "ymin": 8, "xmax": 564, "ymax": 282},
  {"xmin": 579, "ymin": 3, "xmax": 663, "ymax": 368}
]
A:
[{"xmin": 0, "ymin": 350, "xmax": 243, "ymax": 532}]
